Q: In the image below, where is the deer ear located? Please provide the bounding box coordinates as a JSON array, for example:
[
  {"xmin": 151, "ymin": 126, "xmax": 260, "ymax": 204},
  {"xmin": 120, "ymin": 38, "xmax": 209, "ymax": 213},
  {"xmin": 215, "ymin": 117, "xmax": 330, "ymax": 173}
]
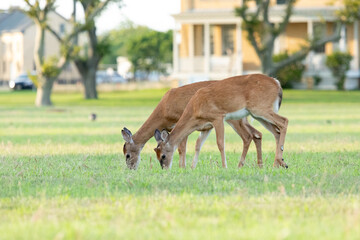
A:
[
  {"xmin": 154, "ymin": 129, "xmax": 163, "ymax": 143},
  {"xmin": 122, "ymin": 127, "xmax": 133, "ymax": 143},
  {"xmin": 161, "ymin": 129, "xmax": 169, "ymax": 141}
]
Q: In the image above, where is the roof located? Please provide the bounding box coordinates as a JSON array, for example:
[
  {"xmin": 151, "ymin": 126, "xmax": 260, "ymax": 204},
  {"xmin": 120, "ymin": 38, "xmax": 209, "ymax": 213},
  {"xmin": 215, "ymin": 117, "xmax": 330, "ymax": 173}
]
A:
[
  {"xmin": 173, "ymin": 6, "xmax": 339, "ymax": 23},
  {"xmin": 0, "ymin": 10, "xmax": 33, "ymax": 34},
  {"xmin": 0, "ymin": 12, "xmax": 10, "ymax": 22}
]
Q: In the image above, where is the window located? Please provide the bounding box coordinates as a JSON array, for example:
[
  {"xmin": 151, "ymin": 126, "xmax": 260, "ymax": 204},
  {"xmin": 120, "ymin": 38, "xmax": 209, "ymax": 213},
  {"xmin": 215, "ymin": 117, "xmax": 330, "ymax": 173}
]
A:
[
  {"xmin": 210, "ymin": 25, "xmax": 215, "ymax": 55},
  {"xmin": 222, "ymin": 25, "xmax": 235, "ymax": 55},
  {"xmin": 210, "ymin": 25, "xmax": 235, "ymax": 56},
  {"xmin": 59, "ymin": 23, "xmax": 66, "ymax": 35},
  {"xmin": 277, "ymin": 0, "xmax": 286, "ymax": 4},
  {"xmin": 313, "ymin": 23, "xmax": 326, "ymax": 53},
  {"xmin": 2, "ymin": 61, "xmax": 6, "ymax": 74}
]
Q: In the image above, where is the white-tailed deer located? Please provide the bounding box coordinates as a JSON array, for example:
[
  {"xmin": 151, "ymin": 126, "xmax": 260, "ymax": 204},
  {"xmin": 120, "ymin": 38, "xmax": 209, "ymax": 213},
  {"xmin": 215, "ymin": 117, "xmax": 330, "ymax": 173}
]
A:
[
  {"xmin": 154, "ymin": 74, "xmax": 288, "ymax": 169},
  {"xmin": 122, "ymin": 81, "xmax": 263, "ymax": 170}
]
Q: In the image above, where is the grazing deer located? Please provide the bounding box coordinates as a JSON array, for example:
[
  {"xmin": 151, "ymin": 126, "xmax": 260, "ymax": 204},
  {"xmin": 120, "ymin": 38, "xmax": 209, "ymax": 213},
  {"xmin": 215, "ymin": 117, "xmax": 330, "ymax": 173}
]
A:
[
  {"xmin": 122, "ymin": 81, "xmax": 263, "ymax": 170},
  {"xmin": 154, "ymin": 74, "xmax": 288, "ymax": 169}
]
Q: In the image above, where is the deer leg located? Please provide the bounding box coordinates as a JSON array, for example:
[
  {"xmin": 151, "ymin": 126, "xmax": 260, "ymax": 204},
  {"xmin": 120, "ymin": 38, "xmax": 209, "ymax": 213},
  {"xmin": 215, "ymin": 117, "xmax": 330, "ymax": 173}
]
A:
[
  {"xmin": 192, "ymin": 129, "xmax": 212, "ymax": 169},
  {"xmin": 243, "ymin": 119, "xmax": 263, "ymax": 168},
  {"xmin": 213, "ymin": 118, "xmax": 227, "ymax": 168},
  {"xmin": 226, "ymin": 119, "xmax": 252, "ymax": 168},
  {"xmin": 177, "ymin": 136, "xmax": 188, "ymax": 168},
  {"xmin": 254, "ymin": 112, "xmax": 288, "ymax": 168}
]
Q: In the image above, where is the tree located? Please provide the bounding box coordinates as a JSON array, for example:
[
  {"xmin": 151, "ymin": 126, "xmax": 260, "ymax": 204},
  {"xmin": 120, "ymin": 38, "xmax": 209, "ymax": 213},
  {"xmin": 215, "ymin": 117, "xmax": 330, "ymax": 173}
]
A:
[
  {"xmin": 326, "ymin": 52, "xmax": 352, "ymax": 90},
  {"xmin": 101, "ymin": 21, "xmax": 152, "ymax": 64},
  {"xmin": 126, "ymin": 30, "xmax": 172, "ymax": 80},
  {"xmin": 273, "ymin": 51, "xmax": 305, "ymax": 88},
  {"xmin": 235, "ymin": 0, "xmax": 360, "ymax": 77},
  {"xmin": 71, "ymin": 0, "xmax": 121, "ymax": 99},
  {"xmin": 23, "ymin": 0, "xmax": 83, "ymax": 106}
]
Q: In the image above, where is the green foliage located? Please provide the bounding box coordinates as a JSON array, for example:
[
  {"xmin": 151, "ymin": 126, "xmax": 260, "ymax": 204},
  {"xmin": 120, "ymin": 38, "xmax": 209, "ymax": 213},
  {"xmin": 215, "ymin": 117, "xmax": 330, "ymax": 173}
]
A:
[
  {"xmin": 334, "ymin": 0, "xmax": 360, "ymax": 23},
  {"xmin": 96, "ymin": 37, "xmax": 112, "ymax": 58},
  {"xmin": 41, "ymin": 56, "xmax": 61, "ymax": 78},
  {"xmin": 326, "ymin": 51, "xmax": 352, "ymax": 90},
  {"xmin": 101, "ymin": 21, "xmax": 154, "ymax": 64},
  {"xmin": 126, "ymin": 29, "xmax": 172, "ymax": 76},
  {"xmin": 313, "ymin": 75, "xmax": 322, "ymax": 86},
  {"xmin": 27, "ymin": 71, "xmax": 39, "ymax": 88},
  {"xmin": 273, "ymin": 52, "xmax": 306, "ymax": 88}
]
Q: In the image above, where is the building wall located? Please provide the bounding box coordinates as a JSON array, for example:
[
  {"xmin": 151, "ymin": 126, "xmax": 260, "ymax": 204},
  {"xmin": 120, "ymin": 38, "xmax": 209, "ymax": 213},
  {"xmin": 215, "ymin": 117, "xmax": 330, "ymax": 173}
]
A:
[
  {"xmin": 176, "ymin": 0, "xmax": 359, "ymax": 82},
  {"xmin": 0, "ymin": 32, "xmax": 24, "ymax": 81},
  {"xmin": 242, "ymin": 30, "xmax": 260, "ymax": 71},
  {"xmin": 181, "ymin": 0, "xmax": 239, "ymax": 11},
  {"xmin": 292, "ymin": 0, "xmax": 342, "ymax": 7},
  {"xmin": 194, "ymin": 25, "xmax": 203, "ymax": 56},
  {"xmin": 358, "ymin": 21, "xmax": 360, "ymax": 69},
  {"xmin": 23, "ymin": 24, "xmax": 36, "ymax": 74},
  {"xmin": 180, "ymin": 24, "xmax": 189, "ymax": 57},
  {"xmin": 284, "ymin": 23, "xmax": 308, "ymax": 52},
  {"xmin": 182, "ymin": 0, "xmax": 342, "ymax": 11},
  {"xmin": 0, "ymin": 11, "xmax": 81, "ymax": 83}
]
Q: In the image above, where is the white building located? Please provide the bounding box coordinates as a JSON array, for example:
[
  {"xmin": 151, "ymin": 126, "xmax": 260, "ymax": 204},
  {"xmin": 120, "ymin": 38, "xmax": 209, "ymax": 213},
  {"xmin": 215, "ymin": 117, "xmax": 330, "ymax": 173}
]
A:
[{"xmin": 0, "ymin": 9, "xmax": 80, "ymax": 85}]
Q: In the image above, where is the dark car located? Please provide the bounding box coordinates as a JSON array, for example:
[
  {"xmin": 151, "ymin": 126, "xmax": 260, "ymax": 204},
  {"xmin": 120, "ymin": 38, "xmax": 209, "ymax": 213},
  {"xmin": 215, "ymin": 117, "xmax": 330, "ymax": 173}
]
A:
[{"xmin": 9, "ymin": 74, "xmax": 34, "ymax": 90}]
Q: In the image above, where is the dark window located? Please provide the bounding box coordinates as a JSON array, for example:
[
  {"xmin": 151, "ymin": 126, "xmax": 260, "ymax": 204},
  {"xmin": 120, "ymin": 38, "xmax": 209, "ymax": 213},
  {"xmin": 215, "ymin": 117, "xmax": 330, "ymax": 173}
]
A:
[
  {"xmin": 222, "ymin": 25, "xmax": 235, "ymax": 56},
  {"xmin": 210, "ymin": 25, "xmax": 235, "ymax": 56},
  {"xmin": 277, "ymin": 0, "xmax": 286, "ymax": 4},
  {"xmin": 313, "ymin": 23, "xmax": 326, "ymax": 53},
  {"xmin": 2, "ymin": 61, "xmax": 6, "ymax": 74},
  {"xmin": 210, "ymin": 25, "xmax": 214, "ymax": 55},
  {"xmin": 60, "ymin": 23, "xmax": 66, "ymax": 35}
]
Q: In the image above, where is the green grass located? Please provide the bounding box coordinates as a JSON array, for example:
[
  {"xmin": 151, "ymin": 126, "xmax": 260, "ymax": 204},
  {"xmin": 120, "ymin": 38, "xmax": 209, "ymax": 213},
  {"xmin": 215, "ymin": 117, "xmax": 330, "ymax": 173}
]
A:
[{"xmin": 1, "ymin": 89, "xmax": 360, "ymax": 239}]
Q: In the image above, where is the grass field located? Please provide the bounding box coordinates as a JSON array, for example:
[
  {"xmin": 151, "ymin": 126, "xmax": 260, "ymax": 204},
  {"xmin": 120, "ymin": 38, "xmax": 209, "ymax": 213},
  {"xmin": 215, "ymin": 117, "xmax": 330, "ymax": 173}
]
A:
[{"xmin": 1, "ymin": 89, "xmax": 360, "ymax": 239}]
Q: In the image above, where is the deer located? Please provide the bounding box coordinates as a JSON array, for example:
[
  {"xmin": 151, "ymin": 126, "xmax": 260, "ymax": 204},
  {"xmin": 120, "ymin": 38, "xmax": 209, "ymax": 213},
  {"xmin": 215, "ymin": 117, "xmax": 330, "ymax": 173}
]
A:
[
  {"xmin": 153, "ymin": 74, "xmax": 288, "ymax": 170},
  {"xmin": 121, "ymin": 80, "xmax": 264, "ymax": 170}
]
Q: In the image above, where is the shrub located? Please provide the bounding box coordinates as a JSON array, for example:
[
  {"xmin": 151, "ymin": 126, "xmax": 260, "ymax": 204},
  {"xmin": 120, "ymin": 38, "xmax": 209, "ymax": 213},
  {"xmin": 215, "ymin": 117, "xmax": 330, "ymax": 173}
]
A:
[
  {"xmin": 313, "ymin": 75, "xmax": 322, "ymax": 86},
  {"xmin": 325, "ymin": 51, "xmax": 352, "ymax": 90},
  {"xmin": 273, "ymin": 52, "xmax": 306, "ymax": 88}
]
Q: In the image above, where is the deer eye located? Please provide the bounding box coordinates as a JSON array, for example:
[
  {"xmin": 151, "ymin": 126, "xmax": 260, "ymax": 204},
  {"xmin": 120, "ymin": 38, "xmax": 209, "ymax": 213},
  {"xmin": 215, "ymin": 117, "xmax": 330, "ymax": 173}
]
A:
[
  {"xmin": 161, "ymin": 154, "xmax": 166, "ymax": 160},
  {"xmin": 126, "ymin": 154, "xmax": 130, "ymax": 159}
]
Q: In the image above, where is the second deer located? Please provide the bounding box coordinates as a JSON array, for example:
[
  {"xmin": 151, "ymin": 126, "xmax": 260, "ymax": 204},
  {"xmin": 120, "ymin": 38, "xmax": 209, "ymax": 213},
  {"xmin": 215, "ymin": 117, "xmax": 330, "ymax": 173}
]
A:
[{"xmin": 154, "ymin": 74, "xmax": 289, "ymax": 169}]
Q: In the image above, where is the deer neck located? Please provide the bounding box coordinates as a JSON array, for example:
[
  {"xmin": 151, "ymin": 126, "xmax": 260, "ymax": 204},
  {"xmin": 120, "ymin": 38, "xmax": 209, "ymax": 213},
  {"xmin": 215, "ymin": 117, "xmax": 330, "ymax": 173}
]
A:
[
  {"xmin": 132, "ymin": 108, "xmax": 167, "ymax": 147},
  {"xmin": 168, "ymin": 113, "xmax": 196, "ymax": 150}
]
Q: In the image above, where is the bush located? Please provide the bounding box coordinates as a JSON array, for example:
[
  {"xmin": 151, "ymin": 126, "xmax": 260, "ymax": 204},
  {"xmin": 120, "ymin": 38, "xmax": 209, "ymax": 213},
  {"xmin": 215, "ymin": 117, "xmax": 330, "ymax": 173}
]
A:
[
  {"xmin": 273, "ymin": 52, "xmax": 306, "ymax": 88},
  {"xmin": 325, "ymin": 52, "xmax": 352, "ymax": 90},
  {"xmin": 313, "ymin": 75, "xmax": 322, "ymax": 86}
]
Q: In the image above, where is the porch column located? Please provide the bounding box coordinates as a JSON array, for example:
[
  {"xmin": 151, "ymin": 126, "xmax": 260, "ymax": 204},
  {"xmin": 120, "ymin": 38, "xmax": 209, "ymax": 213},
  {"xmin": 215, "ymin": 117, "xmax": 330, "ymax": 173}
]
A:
[
  {"xmin": 235, "ymin": 22, "xmax": 243, "ymax": 75},
  {"xmin": 307, "ymin": 20, "xmax": 314, "ymax": 72},
  {"xmin": 204, "ymin": 22, "xmax": 210, "ymax": 75},
  {"xmin": 352, "ymin": 20, "xmax": 359, "ymax": 70},
  {"xmin": 173, "ymin": 27, "xmax": 179, "ymax": 74},
  {"xmin": 339, "ymin": 25, "xmax": 347, "ymax": 52},
  {"xmin": 188, "ymin": 24, "xmax": 194, "ymax": 73}
]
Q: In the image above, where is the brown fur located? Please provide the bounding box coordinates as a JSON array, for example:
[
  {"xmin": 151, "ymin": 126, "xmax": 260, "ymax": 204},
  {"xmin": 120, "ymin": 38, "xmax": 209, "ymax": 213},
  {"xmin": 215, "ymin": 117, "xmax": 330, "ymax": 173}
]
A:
[
  {"xmin": 123, "ymin": 80, "xmax": 264, "ymax": 169},
  {"xmin": 156, "ymin": 74, "xmax": 288, "ymax": 169}
]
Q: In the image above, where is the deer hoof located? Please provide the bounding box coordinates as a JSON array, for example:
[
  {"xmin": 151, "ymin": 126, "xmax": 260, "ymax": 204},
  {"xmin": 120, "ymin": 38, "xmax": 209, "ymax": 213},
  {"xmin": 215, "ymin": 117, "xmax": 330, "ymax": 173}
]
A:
[{"xmin": 282, "ymin": 158, "xmax": 288, "ymax": 169}]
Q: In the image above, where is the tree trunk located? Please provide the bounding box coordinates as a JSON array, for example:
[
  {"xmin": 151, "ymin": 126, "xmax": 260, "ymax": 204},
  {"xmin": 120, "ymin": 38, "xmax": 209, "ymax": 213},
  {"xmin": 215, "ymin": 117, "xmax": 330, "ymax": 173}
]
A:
[
  {"xmin": 35, "ymin": 77, "xmax": 55, "ymax": 107},
  {"xmin": 337, "ymin": 76, "xmax": 346, "ymax": 90},
  {"xmin": 83, "ymin": 68, "xmax": 98, "ymax": 99}
]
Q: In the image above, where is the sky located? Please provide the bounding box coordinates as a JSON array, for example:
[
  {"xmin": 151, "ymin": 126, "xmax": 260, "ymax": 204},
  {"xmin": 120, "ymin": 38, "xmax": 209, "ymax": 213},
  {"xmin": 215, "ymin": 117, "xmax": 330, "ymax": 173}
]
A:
[{"xmin": 0, "ymin": 0, "xmax": 180, "ymax": 34}]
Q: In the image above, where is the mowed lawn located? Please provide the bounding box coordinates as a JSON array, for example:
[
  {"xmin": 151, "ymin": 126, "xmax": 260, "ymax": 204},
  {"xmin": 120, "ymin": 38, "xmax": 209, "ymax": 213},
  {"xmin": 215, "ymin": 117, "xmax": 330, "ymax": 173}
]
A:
[{"xmin": 0, "ymin": 89, "xmax": 360, "ymax": 239}]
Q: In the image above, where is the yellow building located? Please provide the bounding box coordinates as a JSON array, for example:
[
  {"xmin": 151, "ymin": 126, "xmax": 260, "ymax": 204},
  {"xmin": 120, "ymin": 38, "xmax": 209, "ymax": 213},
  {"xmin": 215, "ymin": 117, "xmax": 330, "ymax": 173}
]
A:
[{"xmin": 173, "ymin": 0, "xmax": 360, "ymax": 89}]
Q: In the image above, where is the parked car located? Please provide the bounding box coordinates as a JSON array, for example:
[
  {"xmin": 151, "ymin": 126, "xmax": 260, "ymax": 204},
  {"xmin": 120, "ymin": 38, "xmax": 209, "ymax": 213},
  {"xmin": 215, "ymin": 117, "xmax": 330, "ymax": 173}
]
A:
[
  {"xmin": 110, "ymin": 73, "xmax": 127, "ymax": 83},
  {"xmin": 9, "ymin": 74, "xmax": 34, "ymax": 90},
  {"xmin": 96, "ymin": 71, "xmax": 127, "ymax": 84}
]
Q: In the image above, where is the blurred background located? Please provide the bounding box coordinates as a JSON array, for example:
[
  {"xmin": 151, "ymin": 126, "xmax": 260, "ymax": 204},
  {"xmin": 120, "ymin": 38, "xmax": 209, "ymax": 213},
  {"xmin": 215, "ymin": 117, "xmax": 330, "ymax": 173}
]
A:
[{"xmin": 0, "ymin": 0, "xmax": 359, "ymax": 106}]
